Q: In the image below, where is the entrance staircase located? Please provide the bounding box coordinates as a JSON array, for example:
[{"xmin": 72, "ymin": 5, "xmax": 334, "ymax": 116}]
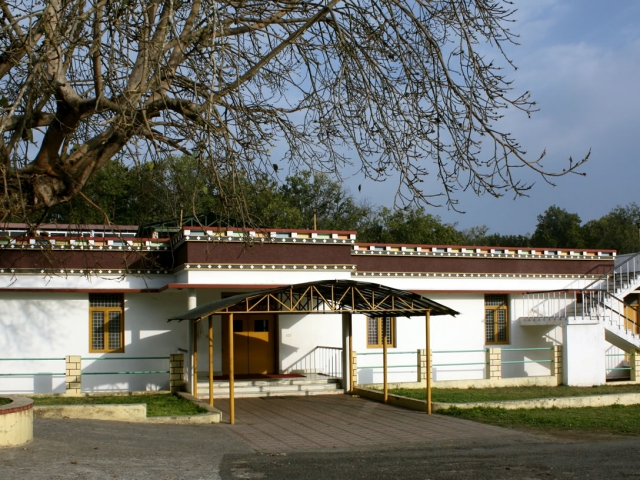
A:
[
  {"xmin": 194, "ymin": 374, "xmax": 343, "ymax": 400},
  {"xmin": 521, "ymin": 252, "xmax": 640, "ymax": 351}
]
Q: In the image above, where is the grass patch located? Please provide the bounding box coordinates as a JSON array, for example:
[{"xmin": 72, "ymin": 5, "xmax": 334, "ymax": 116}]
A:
[
  {"xmin": 389, "ymin": 384, "xmax": 640, "ymax": 403},
  {"xmin": 0, "ymin": 398, "xmax": 11, "ymax": 406},
  {"xmin": 33, "ymin": 394, "xmax": 207, "ymax": 417},
  {"xmin": 439, "ymin": 404, "xmax": 640, "ymax": 436}
]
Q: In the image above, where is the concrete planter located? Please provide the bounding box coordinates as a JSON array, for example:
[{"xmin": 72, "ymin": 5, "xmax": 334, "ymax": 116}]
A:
[{"xmin": 0, "ymin": 396, "xmax": 34, "ymax": 447}]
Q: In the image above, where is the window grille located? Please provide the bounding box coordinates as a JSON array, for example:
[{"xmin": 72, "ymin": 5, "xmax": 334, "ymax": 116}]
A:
[
  {"xmin": 89, "ymin": 294, "xmax": 124, "ymax": 352},
  {"xmin": 366, "ymin": 317, "xmax": 395, "ymax": 348},
  {"xmin": 485, "ymin": 294, "xmax": 508, "ymax": 344}
]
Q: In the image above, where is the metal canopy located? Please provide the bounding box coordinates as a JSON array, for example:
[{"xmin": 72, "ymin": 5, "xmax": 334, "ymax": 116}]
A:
[{"xmin": 168, "ymin": 279, "xmax": 459, "ymax": 322}]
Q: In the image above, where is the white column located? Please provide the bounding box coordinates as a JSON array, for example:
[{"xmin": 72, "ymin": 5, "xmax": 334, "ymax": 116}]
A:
[
  {"xmin": 187, "ymin": 289, "xmax": 197, "ymax": 393},
  {"xmin": 342, "ymin": 312, "xmax": 352, "ymax": 393},
  {"xmin": 563, "ymin": 318, "xmax": 606, "ymax": 386}
]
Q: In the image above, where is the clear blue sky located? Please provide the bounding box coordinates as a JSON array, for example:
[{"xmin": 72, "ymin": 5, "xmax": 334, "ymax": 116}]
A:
[{"xmin": 351, "ymin": 0, "xmax": 640, "ymax": 236}]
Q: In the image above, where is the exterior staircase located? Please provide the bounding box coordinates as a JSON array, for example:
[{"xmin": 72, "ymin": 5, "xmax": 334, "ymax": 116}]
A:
[
  {"xmin": 583, "ymin": 252, "xmax": 640, "ymax": 299},
  {"xmin": 521, "ymin": 252, "xmax": 640, "ymax": 351},
  {"xmin": 194, "ymin": 374, "xmax": 344, "ymax": 400}
]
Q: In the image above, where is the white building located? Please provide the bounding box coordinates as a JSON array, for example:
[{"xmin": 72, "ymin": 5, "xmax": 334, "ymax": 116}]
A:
[{"xmin": 1, "ymin": 223, "xmax": 637, "ymax": 397}]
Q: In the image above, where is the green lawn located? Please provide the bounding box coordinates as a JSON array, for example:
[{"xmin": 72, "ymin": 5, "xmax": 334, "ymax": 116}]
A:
[
  {"xmin": 0, "ymin": 398, "xmax": 11, "ymax": 406},
  {"xmin": 440, "ymin": 405, "xmax": 640, "ymax": 436},
  {"xmin": 389, "ymin": 384, "xmax": 640, "ymax": 403},
  {"xmin": 33, "ymin": 393, "xmax": 207, "ymax": 417}
]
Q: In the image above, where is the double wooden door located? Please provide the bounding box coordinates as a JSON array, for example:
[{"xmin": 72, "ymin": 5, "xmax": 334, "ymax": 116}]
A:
[{"xmin": 222, "ymin": 314, "xmax": 277, "ymax": 375}]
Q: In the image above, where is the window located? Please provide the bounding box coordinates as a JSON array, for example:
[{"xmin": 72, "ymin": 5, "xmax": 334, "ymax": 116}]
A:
[
  {"xmin": 89, "ymin": 294, "xmax": 124, "ymax": 353},
  {"xmin": 485, "ymin": 294, "xmax": 508, "ymax": 344},
  {"xmin": 366, "ymin": 317, "xmax": 396, "ymax": 348}
]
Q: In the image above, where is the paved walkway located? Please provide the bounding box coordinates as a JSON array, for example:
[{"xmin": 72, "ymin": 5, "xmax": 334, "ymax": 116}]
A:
[
  {"xmin": 0, "ymin": 395, "xmax": 532, "ymax": 479},
  {"xmin": 213, "ymin": 394, "xmax": 524, "ymax": 452}
]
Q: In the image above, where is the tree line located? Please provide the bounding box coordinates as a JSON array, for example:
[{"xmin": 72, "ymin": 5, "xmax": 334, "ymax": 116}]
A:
[{"xmin": 42, "ymin": 158, "xmax": 639, "ymax": 253}]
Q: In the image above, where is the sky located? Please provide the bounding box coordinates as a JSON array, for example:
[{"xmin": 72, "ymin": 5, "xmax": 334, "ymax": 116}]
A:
[{"xmin": 352, "ymin": 0, "xmax": 640, "ymax": 236}]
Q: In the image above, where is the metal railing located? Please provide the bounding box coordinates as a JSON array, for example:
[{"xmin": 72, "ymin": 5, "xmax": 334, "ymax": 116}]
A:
[
  {"xmin": 356, "ymin": 350, "xmax": 419, "ymax": 370},
  {"xmin": 0, "ymin": 358, "xmax": 65, "ymax": 377},
  {"xmin": 431, "ymin": 349, "xmax": 487, "ymax": 368},
  {"xmin": 284, "ymin": 346, "xmax": 342, "ymax": 377},
  {"xmin": 605, "ymin": 352, "xmax": 632, "ymax": 373},
  {"xmin": 521, "ymin": 289, "xmax": 640, "ymax": 339},
  {"xmin": 583, "ymin": 251, "xmax": 640, "ymax": 298},
  {"xmin": 501, "ymin": 347, "xmax": 553, "ymax": 365},
  {"xmin": 355, "ymin": 347, "xmax": 557, "ymax": 382},
  {"xmin": 81, "ymin": 356, "xmax": 170, "ymax": 376}
]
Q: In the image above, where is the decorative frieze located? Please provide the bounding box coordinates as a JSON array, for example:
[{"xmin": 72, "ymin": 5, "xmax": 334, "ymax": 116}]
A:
[
  {"xmin": 180, "ymin": 263, "xmax": 357, "ymax": 271},
  {"xmin": 353, "ymin": 271, "xmax": 599, "ymax": 280},
  {"xmin": 352, "ymin": 246, "xmax": 614, "ymax": 260}
]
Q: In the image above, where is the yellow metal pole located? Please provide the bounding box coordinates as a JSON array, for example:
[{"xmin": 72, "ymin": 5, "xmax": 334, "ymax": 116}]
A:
[
  {"xmin": 193, "ymin": 320, "xmax": 198, "ymax": 399},
  {"xmin": 348, "ymin": 314, "xmax": 353, "ymax": 394},
  {"xmin": 229, "ymin": 313, "xmax": 235, "ymax": 425},
  {"xmin": 426, "ymin": 311, "xmax": 432, "ymax": 414},
  {"xmin": 208, "ymin": 315, "xmax": 214, "ymax": 407},
  {"xmin": 383, "ymin": 317, "xmax": 388, "ymax": 403}
]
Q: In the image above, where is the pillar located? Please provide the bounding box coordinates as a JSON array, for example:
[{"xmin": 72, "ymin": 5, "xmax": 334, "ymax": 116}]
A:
[
  {"xmin": 425, "ymin": 311, "xmax": 432, "ymax": 414},
  {"xmin": 229, "ymin": 313, "xmax": 235, "ymax": 425},
  {"xmin": 170, "ymin": 353, "xmax": 185, "ymax": 392},
  {"xmin": 417, "ymin": 349, "xmax": 431, "ymax": 383},
  {"xmin": 65, "ymin": 355, "xmax": 82, "ymax": 396},
  {"xmin": 486, "ymin": 348, "xmax": 502, "ymax": 380},
  {"xmin": 550, "ymin": 345, "xmax": 563, "ymax": 384},
  {"xmin": 383, "ymin": 317, "xmax": 388, "ymax": 403},
  {"xmin": 350, "ymin": 350, "xmax": 357, "ymax": 388},
  {"xmin": 341, "ymin": 312, "xmax": 352, "ymax": 393},
  {"xmin": 186, "ymin": 289, "xmax": 197, "ymax": 393},
  {"xmin": 630, "ymin": 350, "xmax": 640, "ymax": 382},
  {"xmin": 208, "ymin": 315, "xmax": 214, "ymax": 407}
]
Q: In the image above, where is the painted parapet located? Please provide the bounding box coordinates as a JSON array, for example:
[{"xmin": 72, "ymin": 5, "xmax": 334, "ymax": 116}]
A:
[{"xmin": 0, "ymin": 396, "xmax": 33, "ymax": 447}]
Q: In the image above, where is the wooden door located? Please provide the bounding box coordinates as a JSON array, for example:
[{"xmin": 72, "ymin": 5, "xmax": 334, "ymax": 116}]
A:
[
  {"xmin": 625, "ymin": 304, "xmax": 639, "ymax": 334},
  {"xmin": 222, "ymin": 314, "xmax": 276, "ymax": 375}
]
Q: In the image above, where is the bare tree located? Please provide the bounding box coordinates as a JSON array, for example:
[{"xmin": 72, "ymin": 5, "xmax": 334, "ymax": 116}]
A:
[{"xmin": 0, "ymin": 0, "xmax": 587, "ymax": 226}]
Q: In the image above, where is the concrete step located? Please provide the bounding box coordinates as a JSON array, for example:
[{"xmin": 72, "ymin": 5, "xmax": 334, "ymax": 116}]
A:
[
  {"xmin": 194, "ymin": 375, "xmax": 343, "ymax": 399},
  {"xmin": 197, "ymin": 378, "xmax": 340, "ymax": 388},
  {"xmin": 196, "ymin": 388, "xmax": 345, "ymax": 399}
]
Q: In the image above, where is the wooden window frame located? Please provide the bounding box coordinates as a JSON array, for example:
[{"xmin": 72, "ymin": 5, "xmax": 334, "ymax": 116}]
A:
[
  {"xmin": 366, "ymin": 316, "xmax": 396, "ymax": 349},
  {"xmin": 89, "ymin": 294, "xmax": 125, "ymax": 353},
  {"xmin": 485, "ymin": 294, "xmax": 509, "ymax": 345}
]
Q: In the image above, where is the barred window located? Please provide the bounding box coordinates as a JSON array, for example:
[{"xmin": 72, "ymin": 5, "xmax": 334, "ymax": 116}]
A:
[
  {"xmin": 485, "ymin": 294, "xmax": 508, "ymax": 344},
  {"xmin": 366, "ymin": 317, "xmax": 395, "ymax": 348},
  {"xmin": 89, "ymin": 294, "xmax": 124, "ymax": 352}
]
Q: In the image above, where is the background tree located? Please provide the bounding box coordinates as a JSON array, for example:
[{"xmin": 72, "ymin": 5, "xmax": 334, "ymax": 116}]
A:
[
  {"xmin": 277, "ymin": 172, "xmax": 371, "ymax": 231},
  {"xmin": 459, "ymin": 225, "xmax": 532, "ymax": 248},
  {"xmin": 583, "ymin": 204, "xmax": 640, "ymax": 254},
  {"xmin": 358, "ymin": 207, "xmax": 461, "ymax": 245},
  {"xmin": 0, "ymin": 0, "xmax": 587, "ymax": 228},
  {"xmin": 530, "ymin": 206, "xmax": 584, "ymax": 249}
]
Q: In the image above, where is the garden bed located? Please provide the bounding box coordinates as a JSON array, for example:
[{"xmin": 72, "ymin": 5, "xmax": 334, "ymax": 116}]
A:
[
  {"xmin": 390, "ymin": 384, "xmax": 640, "ymax": 403},
  {"xmin": 33, "ymin": 393, "xmax": 206, "ymax": 417}
]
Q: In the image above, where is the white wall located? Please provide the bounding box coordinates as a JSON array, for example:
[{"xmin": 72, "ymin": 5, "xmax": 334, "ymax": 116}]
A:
[
  {"xmin": 0, "ymin": 292, "xmax": 86, "ymax": 394},
  {"xmin": 0, "ymin": 268, "xmax": 599, "ymax": 392},
  {"xmin": 352, "ymin": 295, "xmax": 488, "ymax": 384},
  {"xmin": 0, "ymin": 291, "xmax": 190, "ymax": 394},
  {"xmin": 510, "ymin": 295, "xmax": 563, "ymax": 378},
  {"xmin": 351, "ymin": 293, "xmax": 564, "ymax": 385},
  {"xmin": 280, "ymin": 314, "xmax": 342, "ymax": 374}
]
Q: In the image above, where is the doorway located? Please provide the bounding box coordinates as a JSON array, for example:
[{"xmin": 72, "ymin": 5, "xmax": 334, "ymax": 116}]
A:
[{"xmin": 222, "ymin": 314, "xmax": 277, "ymax": 375}]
